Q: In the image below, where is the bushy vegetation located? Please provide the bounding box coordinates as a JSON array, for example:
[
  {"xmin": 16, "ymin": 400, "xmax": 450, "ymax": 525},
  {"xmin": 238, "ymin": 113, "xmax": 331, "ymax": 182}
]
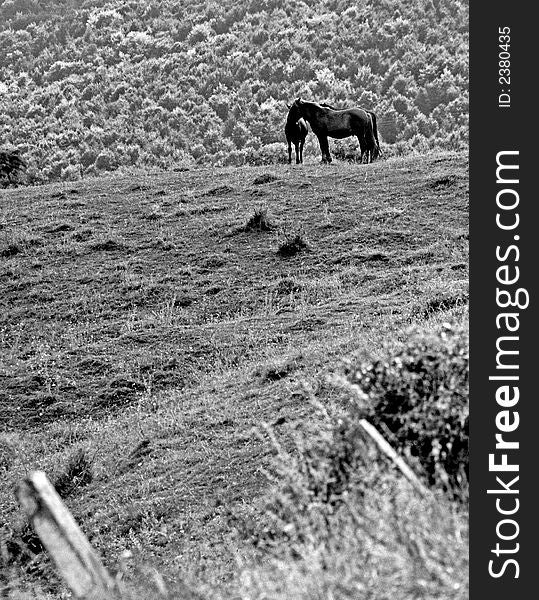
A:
[
  {"xmin": 231, "ymin": 323, "xmax": 468, "ymax": 598},
  {"xmin": 345, "ymin": 323, "xmax": 469, "ymax": 494},
  {"xmin": 0, "ymin": 148, "xmax": 26, "ymax": 185},
  {"xmin": 0, "ymin": 0, "xmax": 468, "ymax": 182}
]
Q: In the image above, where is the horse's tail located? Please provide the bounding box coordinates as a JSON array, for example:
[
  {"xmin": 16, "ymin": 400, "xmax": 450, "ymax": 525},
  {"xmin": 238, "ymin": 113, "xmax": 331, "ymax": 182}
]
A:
[
  {"xmin": 368, "ymin": 111, "xmax": 382, "ymax": 159},
  {"xmin": 368, "ymin": 111, "xmax": 379, "ymax": 144}
]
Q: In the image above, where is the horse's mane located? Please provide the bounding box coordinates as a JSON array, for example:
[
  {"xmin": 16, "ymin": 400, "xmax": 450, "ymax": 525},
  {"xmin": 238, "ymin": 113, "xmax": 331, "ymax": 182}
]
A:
[{"xmin": 319, "ymin": 102, "xmax": 338, "ymax": 111}]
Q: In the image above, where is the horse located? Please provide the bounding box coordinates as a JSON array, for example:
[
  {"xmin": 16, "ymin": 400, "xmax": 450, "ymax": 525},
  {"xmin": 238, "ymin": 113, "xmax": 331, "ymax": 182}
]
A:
[
  {"xmin": 320, "ymin": 103, "xmax": 382, "ymax": 160},
  {"xmin": 288, "ymin": 98, "xmax": 379, "ymax": 164},
  {"xmin": 284, "ymin": 105, "xmax": 308, "ymax": 164}
]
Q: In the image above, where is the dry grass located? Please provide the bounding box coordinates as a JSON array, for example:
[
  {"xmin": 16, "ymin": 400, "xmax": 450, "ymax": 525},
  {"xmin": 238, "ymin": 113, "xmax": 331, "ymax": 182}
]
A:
[{"xmin": 0, "ymin": 152, "xmax": 468, "ymax": 598}]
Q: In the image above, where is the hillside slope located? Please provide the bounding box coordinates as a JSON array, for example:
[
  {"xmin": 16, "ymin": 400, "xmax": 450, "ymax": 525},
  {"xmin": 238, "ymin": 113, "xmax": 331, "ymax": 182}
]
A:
[{"xmin": 0, "ymin": 153, "xmax": 468, "ymax": 597}]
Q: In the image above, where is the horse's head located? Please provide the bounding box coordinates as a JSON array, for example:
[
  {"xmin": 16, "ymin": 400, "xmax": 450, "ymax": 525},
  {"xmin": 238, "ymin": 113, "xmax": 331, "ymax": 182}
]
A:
[{"xmin": 286, "ymin": 98, "xmax": 303, "ymax": 122}]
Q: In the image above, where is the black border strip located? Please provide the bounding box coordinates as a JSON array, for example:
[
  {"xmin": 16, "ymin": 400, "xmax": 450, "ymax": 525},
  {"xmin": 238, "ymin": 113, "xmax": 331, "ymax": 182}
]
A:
[{"xmin": 470, "ymin": 2, "xmax": 537, "ymax": 596}]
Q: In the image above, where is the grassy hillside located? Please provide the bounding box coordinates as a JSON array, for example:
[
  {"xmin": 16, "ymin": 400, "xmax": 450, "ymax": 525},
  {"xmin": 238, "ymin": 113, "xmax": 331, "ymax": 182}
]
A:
[
  {"xmin": 0, "ymin": 0, "xmax": 468, "ymax": 182},
  {"xmin": 0, "ymin": 153, "xmax": 468, "ymax": 598}
]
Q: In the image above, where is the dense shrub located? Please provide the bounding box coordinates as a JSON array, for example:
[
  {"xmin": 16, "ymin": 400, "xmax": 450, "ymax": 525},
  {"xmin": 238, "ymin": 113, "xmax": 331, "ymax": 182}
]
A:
[
  {"xmin": 247, "ymin": 143, "xmax": 288, "ymax": 166},
  {"xmin": 259, "ymin": 323, "xmax": 469, "ymax": 528},
  {"xmin": 0, "ymin": 148, "xmax": 26, "ymax": 185},
  {"xmin": 332, "ymin": 138, "xmax": 361, "ymax": 161},
  {"xmin": 344, "ymin": 323, "xmax": 469, "ymax": 493}
]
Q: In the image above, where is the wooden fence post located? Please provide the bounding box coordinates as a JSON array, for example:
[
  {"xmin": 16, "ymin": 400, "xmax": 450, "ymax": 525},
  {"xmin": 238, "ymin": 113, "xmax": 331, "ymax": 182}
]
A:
[
  {"xmin": 358, "ymin": 419, "xmax": 430, "ymax": 498},
  {"xmin": 15, "ymin": 471, "xmax": 116, "ymax": 599}
]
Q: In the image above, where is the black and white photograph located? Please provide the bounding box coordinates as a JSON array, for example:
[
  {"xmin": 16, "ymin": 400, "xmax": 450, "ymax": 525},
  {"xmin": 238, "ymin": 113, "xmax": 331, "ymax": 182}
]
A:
[{"xmin": 1, "ymin": 0, "xmax": 476, "ymax": 598}]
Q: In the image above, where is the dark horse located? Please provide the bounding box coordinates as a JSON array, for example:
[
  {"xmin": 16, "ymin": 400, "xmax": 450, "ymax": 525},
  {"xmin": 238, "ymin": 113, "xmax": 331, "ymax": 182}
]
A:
[
  {"xmin": 320, "ymin": 103, "xmax": 382, "ymax": 160},
  {"xmin": 288, "ymin": 98, "xmax": 379, "ymax": 164},
  {"xmin": 284, "ymin": 105, "xmax": 308, "ymax": 164}
]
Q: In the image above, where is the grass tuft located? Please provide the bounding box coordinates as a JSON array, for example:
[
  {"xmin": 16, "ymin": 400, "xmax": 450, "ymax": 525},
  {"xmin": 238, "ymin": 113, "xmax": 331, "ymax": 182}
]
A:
[
  {"xmin": 253, "ymin": 355, "xmax": 303, "ymax": 382},
  {"xmin": 0, "ymin": 233, "xmax": 42, "ymax": 258},
  {"xmin": 243, "ymin": 206, "xmax": 275, "ymax": 232},
  {"xmin": 89, "ymin": 238, "xmax": 128, "ymax": 252},
  {"xmin": 253, "ymin": 173, "xmax": 280, "ymax": 185},
  {"xmin": 421, "ymin": 292, "xmax": 469, "ymax": 317},
  {"xmin": 141, "ymin": 205, "xmax": 164, "ymax": 221},
  {"xmin": 0, "ymin": 435, "xmax": 16, "ymax": 472},
  {"xmin": 52, "ymin": 448, "xmax": 93, "ymax": 500},
  {"xmin": 276, "ymin": 232, "xmax": 309, "ymax": 257}
]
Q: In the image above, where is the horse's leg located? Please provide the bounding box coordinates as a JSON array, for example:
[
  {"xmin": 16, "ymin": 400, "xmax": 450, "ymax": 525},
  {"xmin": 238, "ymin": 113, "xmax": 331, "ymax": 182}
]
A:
[
  {"xmin": 321, "ymin": 137, "xmax": 331, "ymax": 163},
  {"xmin": 365, "ymin": 135, "xmax": 376, "ymax": 164},
  {"xmin": 299, "ymin": 138, "xmax": 305, "ymax": 163},
  {"xmin": 287, "ymin": 140, "xmax": 292, "ymax": 164},
  {"xmin": 362, "ymin": 141, "xmax": 369, "ymax": 164},
  {"xmin": 357, "ymin": 136, "xmax": 366, "ymax": 163},
  {"xmin": 366, "ymin": 126, "xmax": 376, "ymax": 163},
  {"xmin": 294, "ymin": 141, "xmax": 300, "ymax": 164},
  {"xmin": 364, "ymin": 139, "xmax": 373, "ymax": 163},
  {"xmin": 366, "ymin": 140, "xmax": 375, "ymax": 163},
  {"xmin": 316, "ymin": 135, "xmax": 327, "ymax": 163}
]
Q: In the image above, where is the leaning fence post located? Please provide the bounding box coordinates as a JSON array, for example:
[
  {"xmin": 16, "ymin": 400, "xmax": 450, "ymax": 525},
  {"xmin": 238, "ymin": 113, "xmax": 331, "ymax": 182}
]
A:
[
  {"xmin": 358, "ymin": 418, "xmax": 430, "ymax": 498},
  {"xmin": 15, "ymin": 470, "xmax": 116, "ymax": 599}
]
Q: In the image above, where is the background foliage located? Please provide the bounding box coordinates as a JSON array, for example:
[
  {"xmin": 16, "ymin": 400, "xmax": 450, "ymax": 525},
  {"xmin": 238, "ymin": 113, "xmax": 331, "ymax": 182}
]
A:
[{"xmin": 0, "ymin": 0, "xmax": 468, "ymax": 182}]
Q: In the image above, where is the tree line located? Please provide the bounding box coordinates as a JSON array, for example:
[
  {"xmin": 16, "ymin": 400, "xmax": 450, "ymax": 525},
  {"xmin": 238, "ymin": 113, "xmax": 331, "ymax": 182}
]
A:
[{"xmin": 0, "ymin": 0, "xmax": 468, "ymax": 183}]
